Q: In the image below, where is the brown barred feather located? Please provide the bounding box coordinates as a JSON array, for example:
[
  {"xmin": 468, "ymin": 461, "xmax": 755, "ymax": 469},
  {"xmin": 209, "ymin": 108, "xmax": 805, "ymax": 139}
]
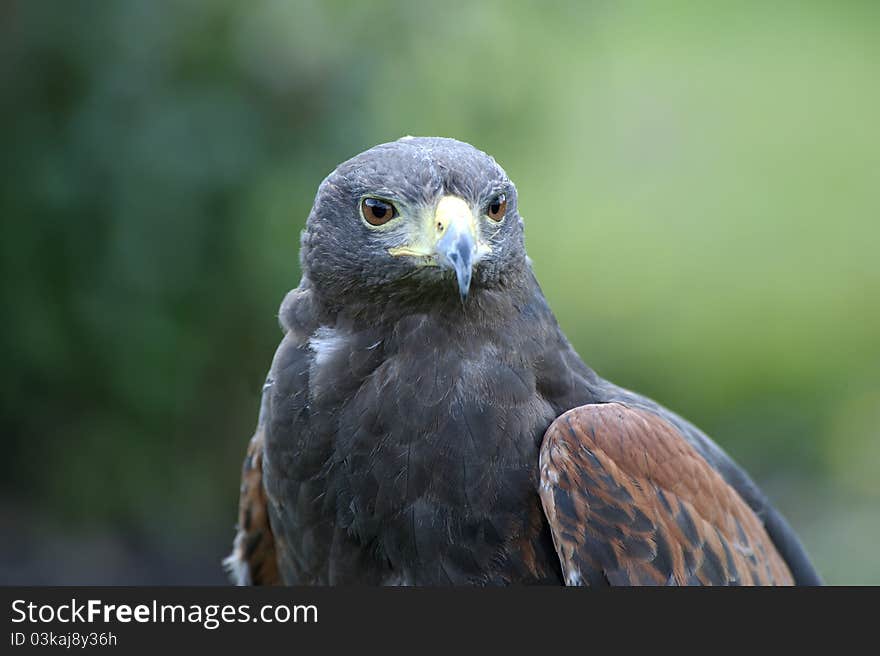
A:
[
  {"xmin": 539, "ymin": 402, "xmax": 794, "ymax": 586},
  {"xmin": 225, "ymin": 428, "xmax": 281, "ymax": 585}
]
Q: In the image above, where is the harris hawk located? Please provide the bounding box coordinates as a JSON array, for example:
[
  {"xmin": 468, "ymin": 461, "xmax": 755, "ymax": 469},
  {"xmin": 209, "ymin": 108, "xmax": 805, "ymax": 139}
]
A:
[{"xmin": 226, "ymin": 137, "xmax": 821, "ymax": 586}]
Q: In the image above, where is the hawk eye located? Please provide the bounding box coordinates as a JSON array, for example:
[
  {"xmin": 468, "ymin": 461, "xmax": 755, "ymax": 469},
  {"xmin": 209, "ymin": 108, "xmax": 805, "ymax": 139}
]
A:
[
  {"xmin": 487, "ymin": 194, "xmax": 507, "ymax": 221},
  {"xmin": 361, "ymin": 197, "xmax": 397, "ymax": 226}
]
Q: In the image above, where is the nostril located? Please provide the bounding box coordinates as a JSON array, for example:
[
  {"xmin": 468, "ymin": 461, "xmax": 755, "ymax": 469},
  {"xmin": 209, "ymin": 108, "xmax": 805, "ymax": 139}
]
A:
[{"xmin": 437, "ymin": 221, "xmax": 444, "ymax": 233}]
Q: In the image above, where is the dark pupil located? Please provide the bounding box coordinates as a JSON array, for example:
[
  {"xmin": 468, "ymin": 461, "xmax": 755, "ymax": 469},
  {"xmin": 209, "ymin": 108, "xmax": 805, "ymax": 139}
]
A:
[
  {"xmin": 490, "ymin": 200, "xmax": 502, "ymax": 214},
  {"xmin": 367, "ymin": 200, "xmax": 387, "ymax": 218}
]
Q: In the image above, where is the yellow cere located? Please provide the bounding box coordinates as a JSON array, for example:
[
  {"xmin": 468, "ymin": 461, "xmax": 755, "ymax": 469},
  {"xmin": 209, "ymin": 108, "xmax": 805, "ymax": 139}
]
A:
[{"xmin": 388, "ymin": 196, "xmax": 492, "ymax": 262}]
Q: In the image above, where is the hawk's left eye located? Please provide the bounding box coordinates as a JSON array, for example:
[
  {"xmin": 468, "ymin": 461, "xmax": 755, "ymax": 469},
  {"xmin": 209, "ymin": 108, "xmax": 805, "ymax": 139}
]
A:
[{"xmin": 487, "ymin": 194, "xmax": 507, "ymax": 221}]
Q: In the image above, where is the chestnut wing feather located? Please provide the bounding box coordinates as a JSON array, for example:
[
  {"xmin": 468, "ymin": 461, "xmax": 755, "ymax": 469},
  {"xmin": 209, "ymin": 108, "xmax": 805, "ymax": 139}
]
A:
[
  {"xmin": 538, "ymin": 402, "xmax": 794, "ymax": 586},
  {"xmin": 225, "ymin": 427, "xmax": 281, "ymax": 585}
]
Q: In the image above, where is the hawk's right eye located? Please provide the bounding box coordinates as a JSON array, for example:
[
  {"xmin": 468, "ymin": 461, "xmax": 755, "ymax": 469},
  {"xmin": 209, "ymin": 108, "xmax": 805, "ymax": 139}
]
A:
[{"xmin": 361, "ymin": 198, "xmax": 397, "ymax": 226}]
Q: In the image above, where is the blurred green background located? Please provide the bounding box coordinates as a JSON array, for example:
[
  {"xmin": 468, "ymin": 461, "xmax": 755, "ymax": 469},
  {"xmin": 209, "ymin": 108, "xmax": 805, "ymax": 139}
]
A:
[{"xmin": 1, "ymin": 1, "xmax": 877, "ymax": 584}]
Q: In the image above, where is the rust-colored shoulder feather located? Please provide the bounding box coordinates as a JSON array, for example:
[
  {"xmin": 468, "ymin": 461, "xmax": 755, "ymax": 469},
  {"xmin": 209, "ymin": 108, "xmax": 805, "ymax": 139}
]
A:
[
  {"xmin": 539, "ymin": 402, "xmax": 794, "ymax": 586},
  {"xmin": 225, "ymin": 428, "xmax": 280, "ymax": 585}
]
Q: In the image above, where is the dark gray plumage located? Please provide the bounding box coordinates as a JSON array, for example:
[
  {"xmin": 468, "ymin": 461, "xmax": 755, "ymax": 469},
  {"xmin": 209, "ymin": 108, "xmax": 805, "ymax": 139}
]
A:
[{"xmin": 227, "ymin": 137, "xmax": 821, "ymax": 586}]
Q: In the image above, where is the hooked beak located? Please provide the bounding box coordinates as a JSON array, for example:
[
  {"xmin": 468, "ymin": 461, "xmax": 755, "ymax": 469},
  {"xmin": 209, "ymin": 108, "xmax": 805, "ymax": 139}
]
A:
[
  {"xmin": 433, "ymin": 196, "xmax": 477, "ymax": 302},
  {"xmin": 387, "ymin": 195, "xmax": 489, "ymax": 302}
]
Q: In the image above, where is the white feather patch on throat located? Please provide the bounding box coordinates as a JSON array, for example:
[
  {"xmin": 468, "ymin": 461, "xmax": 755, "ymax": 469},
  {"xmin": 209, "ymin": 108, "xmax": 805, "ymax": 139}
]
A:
[{"xmin": 308, "ymin": 327, "xmax": 346, "ymax": 368}]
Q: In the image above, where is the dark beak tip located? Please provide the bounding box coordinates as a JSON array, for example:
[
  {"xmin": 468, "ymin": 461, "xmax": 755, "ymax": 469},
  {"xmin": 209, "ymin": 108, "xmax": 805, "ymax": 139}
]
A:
[
  {"xmin": 456, "ymin": 270, "xmax": 472, "ymax": 303},
  {"xmin": 451, "ymin": 250, "xmax": 473, "ymax": 301}
]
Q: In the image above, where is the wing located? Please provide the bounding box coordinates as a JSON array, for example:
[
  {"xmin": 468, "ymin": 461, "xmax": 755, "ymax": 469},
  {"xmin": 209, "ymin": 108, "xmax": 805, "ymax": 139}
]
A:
[
  {"xmin": 228, "ymin": 283, "xmax": 384, "ymax": 585},
  {"xmin": 538, "ymin": 402, "xmax": 795, "ymax": 586},
  {"xmin": 225, "ymin": 285, "xmax": 321, "ymax": 586},
  {"xmin": 225, "ymin": 426, "xmax": 280, "ymax": 585}
]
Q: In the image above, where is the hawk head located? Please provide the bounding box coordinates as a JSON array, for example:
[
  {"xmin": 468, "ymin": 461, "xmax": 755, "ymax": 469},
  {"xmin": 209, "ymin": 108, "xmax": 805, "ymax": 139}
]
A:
[{"xmin": 300, "ymin": 137, "xmax": 529, "ymax": 309}]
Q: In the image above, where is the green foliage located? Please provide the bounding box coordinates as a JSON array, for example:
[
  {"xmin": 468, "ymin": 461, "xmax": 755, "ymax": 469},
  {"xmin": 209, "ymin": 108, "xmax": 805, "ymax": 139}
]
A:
[{"xmin": 1, "ymin": 1, "xmax": 877, "ymax": 582}]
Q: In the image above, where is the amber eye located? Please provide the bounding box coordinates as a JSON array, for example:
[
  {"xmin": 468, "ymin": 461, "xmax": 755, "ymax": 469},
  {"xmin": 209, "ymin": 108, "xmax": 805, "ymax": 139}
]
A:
[
  {"xmin": 487, "ymin": 194, "xmax": 507, "ymax": 221},
  {"xmin": 361, "ymin": 197, "xmax": 397, "ymax": 226}
]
